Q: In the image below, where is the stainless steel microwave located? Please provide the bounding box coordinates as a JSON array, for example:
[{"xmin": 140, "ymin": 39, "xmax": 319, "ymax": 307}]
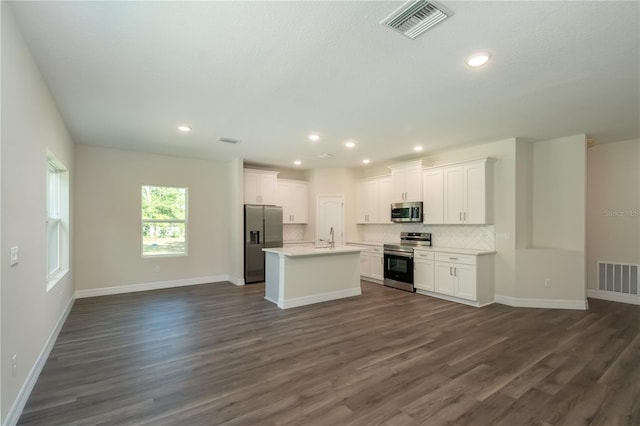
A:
[{"xmin": 391, "ymin": 201, "xmax": 423, "ymax": 223}]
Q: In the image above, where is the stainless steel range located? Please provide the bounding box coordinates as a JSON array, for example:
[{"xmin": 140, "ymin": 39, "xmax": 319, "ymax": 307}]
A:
[{"xmin": 383, "ymin": 232, "xmax": 432, "ymax": 292}]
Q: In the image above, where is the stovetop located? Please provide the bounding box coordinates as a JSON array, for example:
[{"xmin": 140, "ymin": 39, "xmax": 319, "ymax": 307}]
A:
[{"xmin": 384, "ymin": 232, "xmax": 431, "ymax": 252}]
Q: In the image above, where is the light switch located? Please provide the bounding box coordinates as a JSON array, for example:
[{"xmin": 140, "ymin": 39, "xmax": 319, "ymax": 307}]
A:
[{"xmin": 10, "ymin": 246, "xmax": 19, "ymax": 266}]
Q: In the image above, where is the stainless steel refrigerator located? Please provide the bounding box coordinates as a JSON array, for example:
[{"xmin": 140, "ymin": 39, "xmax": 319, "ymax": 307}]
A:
[{"xmin": 244, "ymin": 205, "xmax": 283, "ymax": 283}]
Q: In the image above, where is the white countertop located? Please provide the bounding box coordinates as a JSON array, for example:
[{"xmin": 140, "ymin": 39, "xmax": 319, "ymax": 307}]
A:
[
  {"xmin": 413, "ymin": 247, "xmax": 496, "ymax": 256},
  {"xmin": 346, "ymin": 241, "xmax": 385, "ymax": 248},
  {"xmin": 347, "ymin": 241, "xmax": 495, "ymax": 256},
  {"xmin": 263, "ymin": 245, "xmax": 362, "ymax": 257}
]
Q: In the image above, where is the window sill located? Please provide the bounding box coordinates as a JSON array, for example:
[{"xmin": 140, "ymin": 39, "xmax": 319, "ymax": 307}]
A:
[
  {"xmin": 142, "ymin": 253, "xmax": 188, "ymax": 259},
  {"xmin": 47, "ymin": 269, "xmax": 69, "ymax": 292}
]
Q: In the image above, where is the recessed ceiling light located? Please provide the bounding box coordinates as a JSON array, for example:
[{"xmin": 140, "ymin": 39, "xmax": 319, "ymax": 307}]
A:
[
  {"xmin": 177, "ymin": 125, "xmax": 191, "ymax": 132},
  {"xmin": 308, "ymin": 134, "xmax": 320, "ymax": 141},
  {"xmin": 362, "ymin": 159, "xmax": 370, "ymax": 164},
  {"xmin": 466, "ymin": 52, "xmax": 491, "ymax": 68},
  {"xmin": 414, "ymin": 146, "xmax": 424, "ymax": 152},
  {"xmin": 293, "ymin": 160, "xmax": 302, "ymax": 166},
  {"xmin": 345, "ymin": 141, "xmax": 356, "ymax": 149}
]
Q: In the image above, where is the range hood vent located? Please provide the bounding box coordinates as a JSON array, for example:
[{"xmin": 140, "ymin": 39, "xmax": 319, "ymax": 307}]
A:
[{"xmin": 381, "ymin": 0, "xmax": 451, "ymax": 40}]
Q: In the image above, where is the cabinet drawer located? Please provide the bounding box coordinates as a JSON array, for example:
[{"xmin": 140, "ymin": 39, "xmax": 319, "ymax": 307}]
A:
[
  {"xmin": 435, "ymin": 253, "xmax": 476, "ymax": 265},
  {"xmin": 414, "ymin": 250, "xmax": 434, "ymax": 261}
]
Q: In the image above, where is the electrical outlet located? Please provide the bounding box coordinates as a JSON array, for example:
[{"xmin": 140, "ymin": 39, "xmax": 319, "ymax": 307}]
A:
[
  {"xmin": 10, "ymin": 246, "xmax": 19, "ymax": 266},
  {"xmin": 544, "ymin": 278, "xmax": 551, "ymax": 287},
  {"xmin": 154, "ymin": 265, "xmax": 160, "ymax": 273},
  {"xmin": 12, "ymin": 355, "xmax": 17, "ymax": 376}
]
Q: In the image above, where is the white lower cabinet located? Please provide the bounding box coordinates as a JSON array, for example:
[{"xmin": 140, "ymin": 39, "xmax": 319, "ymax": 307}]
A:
[
  {"xmin": 357, "ymin": 246, "xmax": 384, "ymax": 282},
  {"xmin": 414, "ymin": 250, "xmax": 435, "ymax": 291},
  {"xmin": 434, "ymin": 253, "xmax": 477, "ymax": 301},
  {"xmin": 435, "ymin": 261, "xmax": 476, "ymax": 300},
  {"xmin": 369, "ymin": 251, "xmax": 384, "ymax": 281},
  {"xmin": 417, "ymin": 251, "xmax": 495, "ymax": 306},
  {"xmin": 359, "ymin": 252, "xmax": 370, "ymax": 276}
]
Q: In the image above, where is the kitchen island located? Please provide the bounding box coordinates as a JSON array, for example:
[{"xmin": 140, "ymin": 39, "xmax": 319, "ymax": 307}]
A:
[{"xmin": 262, "ymin": 246, "xmax": 362, "ymax": 309}]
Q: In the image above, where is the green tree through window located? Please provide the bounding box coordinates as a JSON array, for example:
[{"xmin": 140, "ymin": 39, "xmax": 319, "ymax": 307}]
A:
[{"xmin": 142, "ymin": 185, "xmax": 187, "ymax": 256}]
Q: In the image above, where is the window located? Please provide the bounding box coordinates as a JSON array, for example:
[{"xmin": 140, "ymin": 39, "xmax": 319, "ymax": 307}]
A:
[
  {"xmin": 142, "ymin": 185, "xmax": 188, "ymax": 257},
  {"xmin": 47, "ymin": 156, "xmax": 69, "ymax": 289}
]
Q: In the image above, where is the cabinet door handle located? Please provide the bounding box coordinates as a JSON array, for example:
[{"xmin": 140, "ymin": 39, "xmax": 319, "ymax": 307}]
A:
[
  {"xmin": 453, "ymin": 267, "xmax": 457, "ymax": 277},
  {"xmin": 449, "ymin": 266, "xmax": 453, "ymax": 275},
  {"xmin": 449, "ymin": 257, "xmax": 458, "ymax": 260},
  {"xmin": 464, "ymin": 212, "xmax": 467, "ymax": 221},
  {"xmin": 459, "ymin": 212, "xmax": 462, "ymax": 221}
]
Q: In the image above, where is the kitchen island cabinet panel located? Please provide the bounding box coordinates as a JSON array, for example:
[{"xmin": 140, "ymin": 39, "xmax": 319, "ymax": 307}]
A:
[{"xmin": 263, "ymin": 246, "xmax": 362, "ymax": 309}]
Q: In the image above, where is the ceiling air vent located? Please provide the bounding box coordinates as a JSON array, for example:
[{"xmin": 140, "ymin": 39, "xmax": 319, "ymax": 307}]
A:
[
  {"xmin": 381, "ymin": 0, "xmax": 451, "ymax": 40},
  {"xmin": 217, "ymin": 137, "xmax": 239, "ymax": 144}
]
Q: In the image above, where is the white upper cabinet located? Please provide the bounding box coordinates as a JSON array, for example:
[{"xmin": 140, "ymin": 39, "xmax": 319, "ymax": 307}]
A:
[
  {"xmin": 443, "ymin": 166, "xmax": 465, "ymax": 223},
  {"xmin": 356, "ymin": 178, "xmax": 379, "ymax": 224},
  {"xmin": 277, "ymin": 179, "xmax": 308, "ymax": 224},
  {"xmin": 390, "ymin": 161, "xmax": 424, "ymax": 203},
  {"xmin": 356, "ymin": 176, "xmax": 392, "ymax": 224},
  {"xmin": 422, "ymin": 168, "xmax": 444, "ymax": 224},
  {"xmin": 378, "ymin": 176, "xmax": 392, "ymax": 224},
  {"xmin": 443, "ymin": 159, "xmax": 491, "ymax": 224},
  {"xmin": 244, "ymin": 169, "xmax": 279, "ymax": 205}
]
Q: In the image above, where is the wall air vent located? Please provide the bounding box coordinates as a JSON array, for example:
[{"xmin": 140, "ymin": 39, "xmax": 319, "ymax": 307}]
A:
[{"xmin": 381, "ymin": 0, "xmax": 451, "ymax": 40}]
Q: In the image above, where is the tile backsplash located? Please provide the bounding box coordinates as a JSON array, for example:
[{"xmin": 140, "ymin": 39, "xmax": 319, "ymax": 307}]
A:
[
  {"xmin": 360, "ymin": 224, "xmax": 495, "ymax": 251},
  {"xmin": 283, "ymin": 224, "xmax": 305, "ymax": 241}
]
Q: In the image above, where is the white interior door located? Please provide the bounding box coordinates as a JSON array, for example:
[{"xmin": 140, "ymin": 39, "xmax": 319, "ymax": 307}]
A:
[{"xmin": 317, "ymin": 196, "xmax": 344, "ymax": 246}]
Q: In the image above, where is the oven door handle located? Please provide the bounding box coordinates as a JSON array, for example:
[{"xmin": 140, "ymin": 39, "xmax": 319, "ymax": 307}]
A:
[{"xmin": 384, "ymin": 251, "xmax": 414, "ymax": 259}]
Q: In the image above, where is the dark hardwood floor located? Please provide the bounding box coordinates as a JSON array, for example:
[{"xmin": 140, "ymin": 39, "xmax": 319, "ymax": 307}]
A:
[{"xmin": 19, "ymin": 281, "xmax": 640, "ymax": 425}]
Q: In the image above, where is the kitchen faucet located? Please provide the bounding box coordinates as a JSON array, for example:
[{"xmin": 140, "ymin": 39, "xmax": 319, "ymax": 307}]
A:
[{"xmin": 329, "ymin": 227, "xmax": 335, "ymax": 248}]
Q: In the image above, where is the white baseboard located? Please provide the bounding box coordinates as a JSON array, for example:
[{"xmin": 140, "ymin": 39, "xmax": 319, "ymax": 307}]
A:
[
  {"xmin": 587, "ymin": 289, "xmax": 640, "ymax": 305},
  {"xmin": 415, "ymin": 289, "xmax": 491, "ymax": 307},
  {"xmin": 75, "ymin": 275, "xmax": 231, "ymax": 298},
  {"xmin": 5, "ymin": 295, "xmax": 75, "ymax": 426},
  {"xmin": 495, "ymin": 294, "xmax": 588, "ymax": 310},
  {"xmin": 278, "ymin": 287, "xmax": 362, "ymax": 309},
  {"xmin": 227, "ymin": 275, "xmax": 245, "ymax": 286},
  {"xmin": 360, "ymin": 277, "xmax": 383, "ymax": 285}
]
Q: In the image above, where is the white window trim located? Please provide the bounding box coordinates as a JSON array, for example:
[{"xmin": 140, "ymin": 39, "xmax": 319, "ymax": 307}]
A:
[
  {"xmin": 141, "ymin": 185, "xmax": 188, "ymax": 258},
  {"xmin": 46, "ymin": 154, "xmax": 69, "ymax": 291}
]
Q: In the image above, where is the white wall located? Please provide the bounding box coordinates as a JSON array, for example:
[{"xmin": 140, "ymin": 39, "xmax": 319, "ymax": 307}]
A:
[
  {"xmin": 1, "ymin": 4, "xmax": 76, "ymax": 421},
  {"xmin": 305, "ymin": 168, "xmax": 359, "ymax": 244},
  {"xmin": 515, "ymin": 135, "xmax": 587, "ymax": 304},
  {"xmin": 532, "ymin": 135, "xmax": 587, "ymax": 250},
  {"xmin": 586, "ymin": 139, "xmax": 640, "ymax": 290},
  {"xmin": 229, "ymin": 158, "xmax": 245, "ymax": 283},
  {"xmin": 74, "ymin": 145, "xmax": 231, "ymax": 292}
]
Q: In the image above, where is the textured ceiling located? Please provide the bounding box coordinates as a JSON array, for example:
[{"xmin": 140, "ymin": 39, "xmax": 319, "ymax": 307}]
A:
[{"xmin": 8, "ymin": 1, "xmax": 640, "ymax": 169}]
